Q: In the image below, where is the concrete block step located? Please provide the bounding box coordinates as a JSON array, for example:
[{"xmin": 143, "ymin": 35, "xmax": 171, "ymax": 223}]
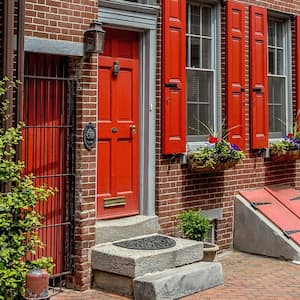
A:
[
  {"xmin": 95, "ymin": 215, "xmax": 159, "ymax": 244},
  {"xmin": 92, "ymin": 234, "xmax": 203, "ymax": 278},
  {"xmin": 133, "ymin": 262, "xmax": 224, "ymax": 300}
]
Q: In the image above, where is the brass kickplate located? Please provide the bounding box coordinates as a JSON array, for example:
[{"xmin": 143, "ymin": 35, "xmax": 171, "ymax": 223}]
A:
[{"xmin": 104, "ymin": 196, "xmax": 126, "ymax": 208}]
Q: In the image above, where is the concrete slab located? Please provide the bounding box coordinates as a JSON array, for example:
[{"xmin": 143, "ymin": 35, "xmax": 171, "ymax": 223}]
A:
[
  {"xmin": 96, "ymin": 215, "xmax": 159, "ymax": 244},
  {"xmin": 133, "ymin": 262, "xmax": 224, "ymax": 300},
  {"xmin": 234, "ymin": 195, "xmax": 300, "ymax": 261},
  {"xmin": 92, "ymin": 234, "xmax": 203, "ymax": 278},
  {"xmin": 93, "ymin": 270, "xmax": 134, "ymax": 298}
]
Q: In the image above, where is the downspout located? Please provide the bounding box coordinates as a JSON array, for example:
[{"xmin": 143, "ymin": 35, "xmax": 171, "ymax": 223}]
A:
[
  {"xmin": 16, "ymin": 0, "xmax": 25, "ymax": 160},
  {"xmin": 17, "ymin": 0, "xmax": 25, "ymax": 123},
  {"xmin": 2, "ymin": 0, "xmax": 14, "ymax": 192},
  {"xmin": 3, "ymin": 0, "xmax": 14, "ymax": 129}
]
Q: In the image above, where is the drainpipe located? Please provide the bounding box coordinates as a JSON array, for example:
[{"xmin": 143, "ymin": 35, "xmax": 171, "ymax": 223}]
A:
[
  {"xmin": 3, "ymin": 0, "xmax": 14, "ymax": 129},
  {"xmin": 16, "ymin": 0, "xmax": 25, "ymax": 160}
]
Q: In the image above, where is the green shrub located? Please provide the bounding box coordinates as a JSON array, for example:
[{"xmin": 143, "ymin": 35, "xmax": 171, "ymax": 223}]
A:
[
  {"xmin": 0, "ymin": 78, "xmax": 54, "ymax": 299},
  {"xmin": 177, "ymin": 210, "xmax": 212, "ymax": 242}
]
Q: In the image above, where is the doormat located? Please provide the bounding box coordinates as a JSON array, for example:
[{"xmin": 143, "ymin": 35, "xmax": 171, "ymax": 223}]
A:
[{"xmin": 113, "ymin": 235, "xmax": 176, "ymax": 250}]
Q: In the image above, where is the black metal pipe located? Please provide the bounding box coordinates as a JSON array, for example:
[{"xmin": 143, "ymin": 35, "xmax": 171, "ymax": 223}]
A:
[
  {"xmin": 3, "ymin": 0, "xmax": 14, "ymax": 127},
  {"xmin": 16, "ymin": 0, "xmax": 25, "ymax": 161}
]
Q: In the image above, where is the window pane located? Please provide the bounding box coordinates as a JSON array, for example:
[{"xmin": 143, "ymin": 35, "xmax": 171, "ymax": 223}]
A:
[
  {"xmin": 187, "ymin": 70, "xmax": 199, "ymax": 102},
  {"xmin": 277, "ymin": 22, "xmax": 283, "ymax": 47},
  {"xmin": 191, "ymin": 37, "xmax": 200, "ymax": 67},
  {"xmin": 202, "ymin": 38, "xmax": 211, "ymax": 69},
  {"xmin": 268, "ymin": 76, "xmax": 285, "ymax": 136},
  {"xmin": 277, "ymin": 49, "xmax": 284, "ymax": 75},
  {"xmin": 202, "ymin": 6, "xmax": 212, "ymax": 37},
  {"xmin": 199, "ymin": 104, "xmax": 210, "ymax": 135},
  {"xmin": 268, "ymin": 21, "xmax": 275, "ymax": 46},
  {"xmin": 186, "ymin": 36, "xmax": 190, "ymax": 67},
  {"xmin": 268, "ymin": 47, "xmax": 275, "ymax": 74},
  {"xmin": 186, "ymin": 70, "xmax": 213, "ymax": 136},
  {"xmin": 187, "ymin": 104, "xmax": 199, "ymax": 135},
  {"xmin": 191, "ymin": 5, "xmax": 200, "ymax": 35}
]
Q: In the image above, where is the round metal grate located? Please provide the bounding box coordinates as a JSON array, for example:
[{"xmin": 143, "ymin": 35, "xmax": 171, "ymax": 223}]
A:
[{"xmin": 113, "ymin": 235, "xmax": 176, "ymax": 250}]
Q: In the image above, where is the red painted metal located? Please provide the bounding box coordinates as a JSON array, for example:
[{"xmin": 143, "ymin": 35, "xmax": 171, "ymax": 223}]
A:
[
  {"xmin": 249, "ymin": 6, "xmax": 268, "ymax": 149},
  {"xmin": 265, "ymin": 185, "xmax": 300, "ymax": 219},
  {"xmin": 162, "ymin": 0, "xmax": 186, "ymax": 154},
  {"xmin": 23, "ymin": 53, "xmax": 69, "ymax": 275},
  {"xmin": 97, "ymin": 29, "xmax": 139, "ymax": 219},
  {"xmin": 240, "ymin": 188, "xmax": 300, "ymax": 246},
  {"xmin": 226, "ymin": 1, "xmax": 246, "ymax": 150}
]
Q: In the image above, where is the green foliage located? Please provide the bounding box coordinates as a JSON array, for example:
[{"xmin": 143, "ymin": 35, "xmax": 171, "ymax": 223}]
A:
[
  {"xmin": 0, "ymin": 78, "xmax": 54, "ymax": 299},
  {"xmin": 188, "ymin": 140, "xmax": 245, "ymax": 169},
  {"xmin": 269, "ymin": 135, "xmax": 300, "ymax": 156},
  {"xmin": 177, "ymin": 210, "xmax": 212, "ymax": 242}
]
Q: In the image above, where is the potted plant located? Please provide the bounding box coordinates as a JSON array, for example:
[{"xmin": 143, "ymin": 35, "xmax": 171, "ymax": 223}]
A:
[
  {"xmin": 177, "ymin": 210, "xmax": 219, "ymax": 262},
  {"xmin": 269, "ymin": 134, "xmax": 300, "ymax": 161},
  {"xmin": 269, "ymin": 116, "xmax": 300, "ymax": 161},
  {"xmin": 188, "ymin": 136, "xmax": 245, "ymax": 173}
]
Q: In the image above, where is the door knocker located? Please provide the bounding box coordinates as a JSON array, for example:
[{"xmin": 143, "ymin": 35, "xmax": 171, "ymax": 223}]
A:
[{"xmin": 112, "ymin": 61, "xmax": 120, "ymax": 77}]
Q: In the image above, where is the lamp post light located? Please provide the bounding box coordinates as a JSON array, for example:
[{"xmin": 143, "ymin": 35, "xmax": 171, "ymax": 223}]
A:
[{"xmin": 84, "ymin": 20, "xmax": 105, "ymax": 54}]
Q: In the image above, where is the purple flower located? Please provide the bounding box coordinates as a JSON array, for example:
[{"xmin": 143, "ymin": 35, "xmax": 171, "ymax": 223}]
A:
[{"xmin": 230, "ymin": 143, "xmax": 240, "ymax": 151}]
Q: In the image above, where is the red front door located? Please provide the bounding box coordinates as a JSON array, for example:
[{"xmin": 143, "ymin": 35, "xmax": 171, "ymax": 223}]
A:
[{"xmin": 97, "ymin": 29, "xmax": 139, "ymax": 219}]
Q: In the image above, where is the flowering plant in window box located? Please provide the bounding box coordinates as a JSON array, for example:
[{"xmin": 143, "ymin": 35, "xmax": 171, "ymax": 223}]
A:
[
  {"xmin": 269, "ymin": 133, "xmax": 300, "ymax": 162},
  {"xmin": 187, "ymin": 136, "xmax": 245, "ymax": 173}
]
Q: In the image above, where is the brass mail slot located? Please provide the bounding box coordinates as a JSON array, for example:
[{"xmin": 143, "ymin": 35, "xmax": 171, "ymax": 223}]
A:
[{"xmin": 104, "ymin": 196, "xmax": 126, "ymax": 208}]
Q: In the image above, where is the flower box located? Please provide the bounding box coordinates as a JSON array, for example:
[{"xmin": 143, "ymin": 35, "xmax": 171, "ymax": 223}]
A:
[
  {"xmin": 187, "ymin": 138, "xmax": 245, "ymax": 173},
  {"xmin": 269, "ymin": 133, "xmax": 300, "ymax": 162},
  {"xmin": 188, "ymin": 155, "xmax": 240, "ymax": 173},
  {"xmin": 270, "ymin": 150, "xmax": 300, "ymax": 162}
]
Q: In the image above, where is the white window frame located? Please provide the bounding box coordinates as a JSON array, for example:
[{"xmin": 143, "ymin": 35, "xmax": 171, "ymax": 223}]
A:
[
  {"xmin": 267, "ymin": 16, "xmax": 292, "ymax": 140},
  {"xmin": 185, "ymin": 1, "xmax": 221, "ymax": 146}
]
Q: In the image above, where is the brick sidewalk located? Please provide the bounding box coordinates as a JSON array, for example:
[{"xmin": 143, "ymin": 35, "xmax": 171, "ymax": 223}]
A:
[{"xmin": 51, "ymin": 251, "xmax": 300, "ymax": 299}]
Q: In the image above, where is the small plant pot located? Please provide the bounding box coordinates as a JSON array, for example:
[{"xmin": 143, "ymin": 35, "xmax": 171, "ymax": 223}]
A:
[{"xmin": 202, "ymin": 242, "xmax": 219, "ymax": 262}]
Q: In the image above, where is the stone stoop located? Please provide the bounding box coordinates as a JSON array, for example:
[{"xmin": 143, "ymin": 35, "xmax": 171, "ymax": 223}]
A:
[
  {"xmin": 95, "ymin": 215, "xmax": 159, "ymax": 244},
  {"xmin": 134, "ymin": 262, "xmax": 224, "ymax": 300},
  {"xmin": 91, "ymin": 233, "xmax": 224, "ymax": 299}
]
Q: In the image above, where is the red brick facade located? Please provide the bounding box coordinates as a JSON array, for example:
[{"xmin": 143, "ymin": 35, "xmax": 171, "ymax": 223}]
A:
[
  {"xmin": 3, "ymin": 0, "xmax": 299, "ymax": 292},
  {"xmin": 156, "ymin": 0, "xmax": 300, "ymax": 252},
  {"xmin": 24, "ymin": 0, "xmax": 97, "ymax": 42}
]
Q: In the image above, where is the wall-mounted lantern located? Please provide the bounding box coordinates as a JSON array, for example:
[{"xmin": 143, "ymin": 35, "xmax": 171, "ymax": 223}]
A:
[{"xmin": 84, "ymin": 20, "xmax": 105, "ymax": 54}]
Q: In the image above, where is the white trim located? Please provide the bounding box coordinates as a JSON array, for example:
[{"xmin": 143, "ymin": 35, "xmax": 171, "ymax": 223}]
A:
[
  {"xmin": 268, "ymin": 17, "xmax": 292, "ymax": 139},
  {"xmin": 98, "ymin": 4, "xmax": 157, "ymax": 216},
  {"xmin": 185, "ymin": 2, "xmax": 221, "ymax": 142}
]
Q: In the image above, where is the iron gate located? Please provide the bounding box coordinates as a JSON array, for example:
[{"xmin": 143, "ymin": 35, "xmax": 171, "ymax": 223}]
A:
[{"xmin": 23, "ymin": 53, "xmax": 75, "ymax": 280}]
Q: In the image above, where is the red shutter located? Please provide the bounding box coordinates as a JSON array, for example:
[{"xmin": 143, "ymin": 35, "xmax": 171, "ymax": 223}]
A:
[
  {"xmin": 250, "ymin": 6, "xmax": 268, "ymax": 149},
  {"xmin": 296, "ymin": 16, "xmax": 300, "ymax": 120},
  {"xmin": 226, "ymin": 1, "xmax": 246, "ymax": 150},
  {"xmin": 162, "ymin": 0, "xmax": 186, "ymax": 154}
]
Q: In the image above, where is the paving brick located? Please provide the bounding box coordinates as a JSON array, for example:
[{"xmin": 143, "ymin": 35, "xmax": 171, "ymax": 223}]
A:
[{"xmin": 51, "ymin": 251, "xmax": 300, "ymax": 299}]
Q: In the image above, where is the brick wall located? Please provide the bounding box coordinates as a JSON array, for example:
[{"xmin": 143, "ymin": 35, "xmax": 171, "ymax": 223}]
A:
[
  {"xmin": 24, "ymin": 0, "xmax": 98, "ymax": 291},
  {"xmin": 24, "ymin": 0, "xmax": 97, "ymax": 42},
  {"xmin": 156, "ymin": 0, "xmax": 300, "ymax": 251},
  {"xmin": 68, "ymin": 54, "xmax": 98, "ymax": 291}
]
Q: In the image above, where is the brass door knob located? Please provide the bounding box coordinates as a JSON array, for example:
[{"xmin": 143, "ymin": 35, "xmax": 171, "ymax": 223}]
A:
[{"xmin": 130, "ymin": 124, "xmax": 136, "ymax": 134}]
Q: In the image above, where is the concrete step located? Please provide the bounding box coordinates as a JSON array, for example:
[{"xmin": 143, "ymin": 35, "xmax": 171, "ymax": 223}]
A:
[
  {"xmin": 95, "ymin": 215, "xmax": 159, "ymax": 244},
  {"xmin": 134, "ymin": 262, "xmax": 224, "ymax": 300},
  {"xmin": 92, "ymin": 234, "xmax": 203, "ymax": 278}
]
